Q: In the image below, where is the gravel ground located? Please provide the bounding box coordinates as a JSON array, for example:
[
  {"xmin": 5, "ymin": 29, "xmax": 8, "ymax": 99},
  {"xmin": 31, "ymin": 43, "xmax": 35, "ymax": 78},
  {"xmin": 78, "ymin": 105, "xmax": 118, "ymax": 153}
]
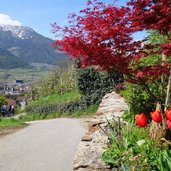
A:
[{"xmin": 0, "ymin": 118, "xmax": 85, "ymax": 171}]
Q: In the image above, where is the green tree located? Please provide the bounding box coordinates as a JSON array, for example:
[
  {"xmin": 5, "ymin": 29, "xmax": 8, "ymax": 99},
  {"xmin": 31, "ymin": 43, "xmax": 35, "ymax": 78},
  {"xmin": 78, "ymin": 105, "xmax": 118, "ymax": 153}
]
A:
[
  {"xmin": 27, "ymin": 61, "xmax": 77, "ymax": 100},
  {"xmin": 0, "ymin": 96, "xmax": 7, "ymax": 108},
  {"xmin": 76, "ymin": 66, "xmax": 123, "ymax": 105}
]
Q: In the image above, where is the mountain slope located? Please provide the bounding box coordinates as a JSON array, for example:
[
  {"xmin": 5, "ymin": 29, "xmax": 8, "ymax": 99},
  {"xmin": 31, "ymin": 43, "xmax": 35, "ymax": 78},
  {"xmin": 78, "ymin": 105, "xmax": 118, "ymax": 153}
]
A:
[
  {"xmin": 0, "ymin": 48, "xmax": 29, "ymax": 69},
  {"xmin": 0, "ymin": 24, "xmax": 69, "ymax": 67}
]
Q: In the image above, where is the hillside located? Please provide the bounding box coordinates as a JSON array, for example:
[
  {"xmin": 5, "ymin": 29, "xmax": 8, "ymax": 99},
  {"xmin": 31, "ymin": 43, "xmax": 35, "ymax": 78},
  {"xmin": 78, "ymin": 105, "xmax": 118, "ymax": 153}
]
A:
[
  {"xmin": 0, "ymin": 48, "xmax": 29, "ymax": 69},
  {"xmin": 0, "ymin": 24, "xmax": 69, "ymax": 69}
]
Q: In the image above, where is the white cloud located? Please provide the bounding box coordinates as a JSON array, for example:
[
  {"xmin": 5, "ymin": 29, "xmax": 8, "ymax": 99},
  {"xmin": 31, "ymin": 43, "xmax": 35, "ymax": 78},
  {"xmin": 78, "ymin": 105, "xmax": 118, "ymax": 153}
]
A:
[{"xmin": 0, "ymin": 13, "xmax": 21, "ymax": 26}]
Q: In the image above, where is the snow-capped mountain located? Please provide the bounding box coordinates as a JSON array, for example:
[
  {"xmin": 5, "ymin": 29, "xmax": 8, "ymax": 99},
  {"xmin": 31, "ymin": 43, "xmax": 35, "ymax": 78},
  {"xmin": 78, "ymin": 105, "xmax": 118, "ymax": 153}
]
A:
[
  {"xmin": 0, "ymin": 24, "xmax": 69, "ymax": 69},
  {"xmin": 0, "ymin": 24, "xmax": 34, "ymax": 39}
]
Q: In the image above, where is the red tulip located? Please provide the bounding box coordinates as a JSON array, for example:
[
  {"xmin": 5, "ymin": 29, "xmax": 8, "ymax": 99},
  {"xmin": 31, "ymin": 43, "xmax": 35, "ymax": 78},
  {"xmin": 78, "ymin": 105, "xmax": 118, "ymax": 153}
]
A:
[
  {"xmin": 135, "ymin": 113, "xmax": 148, "ymax": 127},
  {"xmin": 165, "ymin": 108, "xmax": 171, "ymax": 122},
  {"xmin": 150, "ymin": 110, "xmax": 162, "ymax": 123},
  {"xmin": 167, "ymin": 120, "xmax": 171, "ymax": 129}
]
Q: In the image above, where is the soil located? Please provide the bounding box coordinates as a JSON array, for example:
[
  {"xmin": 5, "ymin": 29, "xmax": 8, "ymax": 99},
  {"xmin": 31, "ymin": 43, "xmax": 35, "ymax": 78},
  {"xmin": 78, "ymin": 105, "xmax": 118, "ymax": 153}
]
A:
[{"xmin": 0, "ymin": 126, "xmax": 26, "ymax": 137}]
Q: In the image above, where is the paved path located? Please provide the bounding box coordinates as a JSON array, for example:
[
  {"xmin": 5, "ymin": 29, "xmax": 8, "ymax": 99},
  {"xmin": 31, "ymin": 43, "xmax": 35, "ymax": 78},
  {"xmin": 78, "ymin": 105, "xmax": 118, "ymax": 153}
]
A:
[{"xmin": 0, "ymin": 118, "xmax": 85, "ymax": 171}]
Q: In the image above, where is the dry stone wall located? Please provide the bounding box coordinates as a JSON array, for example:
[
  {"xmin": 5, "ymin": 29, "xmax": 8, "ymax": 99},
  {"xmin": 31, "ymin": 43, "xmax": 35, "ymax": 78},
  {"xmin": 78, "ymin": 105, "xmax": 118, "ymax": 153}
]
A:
[{"xmin": 73, "ymin": 91, "xmax": 128, "ymax": 171}]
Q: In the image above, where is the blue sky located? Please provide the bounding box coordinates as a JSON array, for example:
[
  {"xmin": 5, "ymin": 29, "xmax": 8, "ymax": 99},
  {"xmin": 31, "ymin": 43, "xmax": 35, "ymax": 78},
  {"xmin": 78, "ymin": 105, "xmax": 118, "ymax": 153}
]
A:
[{"xmin": 0, "ymin": 0, "xmax": 144, "ymax": 40}]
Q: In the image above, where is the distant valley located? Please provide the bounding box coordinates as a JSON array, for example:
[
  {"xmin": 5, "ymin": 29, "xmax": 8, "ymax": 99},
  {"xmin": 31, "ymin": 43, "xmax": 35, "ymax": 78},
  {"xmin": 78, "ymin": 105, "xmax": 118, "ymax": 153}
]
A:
[{"xmin": 0, "ymin": 24, "xmax": 69, "ymax": 81}]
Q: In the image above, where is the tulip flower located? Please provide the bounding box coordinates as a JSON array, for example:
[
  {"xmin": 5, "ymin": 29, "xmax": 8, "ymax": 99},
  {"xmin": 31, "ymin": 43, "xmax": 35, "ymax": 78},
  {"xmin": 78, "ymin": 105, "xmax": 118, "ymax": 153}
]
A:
[
  {"xmin": 167, "ymin": 120, "xmax": 171, "ymax": 129},
  {"xmin": 165, "ymin": 108, "xmax": 171, "ymax": 122},
  {"xmin": 150, "ymin": 110, "xmax": 162, "ymax": 123},
  {"xmin": 135, "ymin": 113, "xmax": 148, "ymax": 127}
]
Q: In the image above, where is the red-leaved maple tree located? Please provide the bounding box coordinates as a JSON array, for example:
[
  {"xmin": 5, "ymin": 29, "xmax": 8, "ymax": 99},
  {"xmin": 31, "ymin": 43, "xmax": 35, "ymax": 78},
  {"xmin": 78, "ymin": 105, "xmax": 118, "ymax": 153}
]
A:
[
  {"xmin": 52, "ymin": 0, "xmax": 171, "ymax": 139},
  {"xmin": 52, "ymin": 1, "xmax": 144, "ymax": 81}
]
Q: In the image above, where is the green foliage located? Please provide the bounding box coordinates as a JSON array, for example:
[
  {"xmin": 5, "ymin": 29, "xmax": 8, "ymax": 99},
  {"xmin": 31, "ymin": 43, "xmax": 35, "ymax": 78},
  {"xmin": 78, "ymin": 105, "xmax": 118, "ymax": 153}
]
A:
[
  {"xmin": 25, "ymin": 91, "xmax": 87, "ymax": 116},
  {"xmin": 157, "ymin": 150, "xmax": 171, "ymax": 171},
  {"xmin": 28, "ymin": 62, "xmax": 77, "ymax": 99},
  {"xmin": 19, "ymin": 113, "xmax": 61, "ymax": 121},
  {"xmin": 102, "ymin": 118, "xmax": 162, "ymax": 170},
  {"xmin": 24, "ymin": 89, "xmax": 98, "ymax": 120},
  {"xmin": 120, "ymin": 79, "xmax": 167, "ymax": 120},
  {"xmin": 25, "ymin": 100, "xmax": 87, "ymax": 115},
  {"xmin": 0, "ymin": 96, "xmax": 7, "ymax": 108},
  {"xmin": 71, "ymin": 104, "xmax": 98, "ymax": 117},
  {"xmin": 0, "ymin": 118, "xmax": 26, "ymax": 128},
  {"xmin": 26, "ymin": 62, "xmax": 122, "ymax": 119},
  {"xmin": 14, "ymin": 105, "xmax": 23, "ymax": 115},
  {"xmin": 76, "ymin": 66, "xmax": 123, "ymax": 105},
  {"xmin": 120, "ymin": 31, "xmax": 170, "ymax": 123},
  {"xmin": 102, "ymin": 31, "xmax": 171, "ymax": 170},
  {"xmin": 21, "ymin": 104, "xmax": 98, "ymax": 121},
  {"xmin": 28, "ymin": 91, "xmax": 81, "ymax": 106},
  {"xmin": 120, "ymin": 84, "xmax": 155, "ymax": 114},
  {"xmin": 147, "ymin": 30, "xmax": 168, "ymax": 45},
  {"xmin": 130, "ymin": 31, "xmax": 168, "ymax": 71}
]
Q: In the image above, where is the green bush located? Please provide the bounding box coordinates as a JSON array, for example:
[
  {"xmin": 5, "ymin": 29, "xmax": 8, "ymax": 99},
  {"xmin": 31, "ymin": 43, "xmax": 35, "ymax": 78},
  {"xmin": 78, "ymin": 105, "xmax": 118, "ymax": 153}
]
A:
[
  {"xmin": 0, "ymin": 96, "xmax": 7, "ymax": 108},
  {"xmin": 22, "ymin": 104, "xmax": 98, "ymax": 121},
  {"xmin": 76, "ymin": 66, "xmax": 123, "ymax": 105},
  {"xmin": 120, "ymin": 82, "xmax": 162, "ymax": 121},
  {"xmin": 25, "ymin": 91, "xmax": 86, "ymax": 116},
  {"xmin": 25, "ymin": 100, "xmax": 87, "ymax": 115}
]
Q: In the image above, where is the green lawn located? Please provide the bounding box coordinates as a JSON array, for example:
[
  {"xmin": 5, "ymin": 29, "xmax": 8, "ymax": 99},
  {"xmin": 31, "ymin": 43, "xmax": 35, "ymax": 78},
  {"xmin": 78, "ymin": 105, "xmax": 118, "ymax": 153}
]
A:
[
  {"xmin": 0, "ymin": 118, "xmax": 26, "ymax": 128},
  {"xmin": 29, "ymin": 91, "xmax": 81, "ymax": 106}
]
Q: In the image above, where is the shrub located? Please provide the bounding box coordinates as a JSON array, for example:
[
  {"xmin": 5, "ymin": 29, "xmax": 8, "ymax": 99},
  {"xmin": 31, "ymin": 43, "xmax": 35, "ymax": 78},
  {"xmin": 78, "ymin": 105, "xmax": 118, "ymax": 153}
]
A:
[
  {"xmin": 25, "ymin": 91, "xmax": 86, "ymax": 116},
  {"xmin": 120, "ymin": 83, "xmax": 159, "ymax": 121},
  {"xmin": 25, "ymin": 100, "xmax": 87, "ymax": 115},
  {"xmin": 0, "ymin": 96, "xmax": 7, "ymax": 109},
  {"xmin": 76, "ymin": 66, "xmax": 123, "ymax": 105}
]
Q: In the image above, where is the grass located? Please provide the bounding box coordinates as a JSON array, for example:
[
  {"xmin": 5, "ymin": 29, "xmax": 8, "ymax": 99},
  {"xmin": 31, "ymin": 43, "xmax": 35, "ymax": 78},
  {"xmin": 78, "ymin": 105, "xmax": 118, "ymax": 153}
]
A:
[
  {"xmin": 0, "ymin": 118, "xmax": 26, "ymax": 129},
  {"xmin": 72, "ymin": 104, "xmax": 98, "ymax": 117},
  {"xmin": 19, "ymin": 113, "xmax": 61, "ymax": 122},
  {"xmin": 0, "ymin": 118, "xmax": 27, "ymax": 136},
  {"xmin": 29, "ymin": 91, "xmax": 81, "ymax": 106},
  {"xmin": 0, "ymin": 63, "xmax": 54, "ymax": 82}
]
